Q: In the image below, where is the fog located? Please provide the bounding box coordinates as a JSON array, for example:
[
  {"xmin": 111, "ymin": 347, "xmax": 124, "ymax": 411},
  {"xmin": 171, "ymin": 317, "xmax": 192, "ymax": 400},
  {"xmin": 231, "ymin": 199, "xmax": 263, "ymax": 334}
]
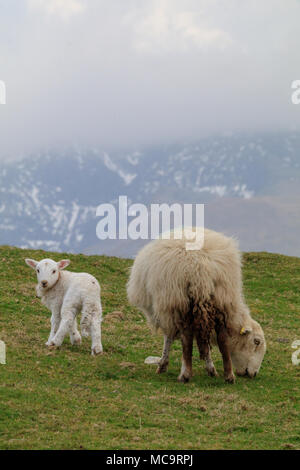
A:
[{"xmin": 0, "ymin": 0, "xmax": 300, "ymax": 160}]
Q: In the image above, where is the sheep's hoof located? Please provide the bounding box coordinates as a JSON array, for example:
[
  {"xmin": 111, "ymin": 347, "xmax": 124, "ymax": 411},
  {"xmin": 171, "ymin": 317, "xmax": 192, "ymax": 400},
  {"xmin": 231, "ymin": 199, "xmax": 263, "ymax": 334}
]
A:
[
  {"xmin": 225, "ymin": 374, "xmax": 235, "ymax": 384},
  {"xmin": 48, "ymin": 343, "xmax": 59, "ymax": 350},
  {"xmin": 91, "ymin": 346, "xmax": 103, "ymax": 356},
  {"xmin": 177, "ymin": 374, "xmax": 191, "ymax": 383},
  {"xmin": 207, "ymin": 366, "xmax": 218, "ymax": 377},
  {"xmin": 156, "ymin": 362, "xmax": 168, "ymax": 374}
]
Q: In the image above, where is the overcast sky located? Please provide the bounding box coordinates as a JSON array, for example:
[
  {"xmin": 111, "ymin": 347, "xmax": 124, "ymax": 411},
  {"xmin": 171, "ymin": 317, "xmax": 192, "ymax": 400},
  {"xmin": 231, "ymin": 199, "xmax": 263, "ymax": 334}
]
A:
[{"xmin": 0, "ymin": 0, "xmax": 300, "ymax": 160}]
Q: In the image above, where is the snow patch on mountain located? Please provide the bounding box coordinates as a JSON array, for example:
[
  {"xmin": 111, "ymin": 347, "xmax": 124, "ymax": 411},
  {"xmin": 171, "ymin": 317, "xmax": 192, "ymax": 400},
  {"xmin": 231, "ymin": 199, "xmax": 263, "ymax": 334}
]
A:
[
  {"xmin": 103, "ymin": 152, "xmax": 137, "ymax": 185},
  {"xmin": 0, "ymin": 132, "xmax": 299, "ymax": 255}
]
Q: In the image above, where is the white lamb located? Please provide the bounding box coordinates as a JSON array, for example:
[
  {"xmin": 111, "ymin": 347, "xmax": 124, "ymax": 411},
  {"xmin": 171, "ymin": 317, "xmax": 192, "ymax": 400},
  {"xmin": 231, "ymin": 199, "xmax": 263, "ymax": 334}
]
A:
[{"xmin": 25, "ymin": 258, "xmax": 103, "ymax": 355}]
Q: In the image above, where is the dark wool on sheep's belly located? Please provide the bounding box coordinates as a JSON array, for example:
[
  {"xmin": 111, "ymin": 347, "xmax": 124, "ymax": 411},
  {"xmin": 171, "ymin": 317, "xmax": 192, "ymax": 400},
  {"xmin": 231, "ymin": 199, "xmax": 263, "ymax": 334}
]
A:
[{"xmin": 173, "ymin": 300, "xmax": 228, "ymax": 353}]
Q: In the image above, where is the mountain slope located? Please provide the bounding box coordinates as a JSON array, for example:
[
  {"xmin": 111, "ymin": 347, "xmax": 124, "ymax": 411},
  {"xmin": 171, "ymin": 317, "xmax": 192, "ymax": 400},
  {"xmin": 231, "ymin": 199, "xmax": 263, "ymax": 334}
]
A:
[{"xmin": 0, "ymin": 132, "xmax": 300, "ymax": 256}]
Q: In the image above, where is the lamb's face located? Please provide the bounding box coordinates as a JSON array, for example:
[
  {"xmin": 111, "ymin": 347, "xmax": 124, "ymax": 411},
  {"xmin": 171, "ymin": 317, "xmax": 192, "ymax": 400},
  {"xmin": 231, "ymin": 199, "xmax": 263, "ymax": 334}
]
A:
[
  {"xmin": 230, "ymin": 319, "xmax": 266, "ymax": 378},
  {"xmin": 25, "ymin": 258, "xmax": 70, "ymax": 291},
  {"xmin": 35, "ymin": 259, "xmax": 60, "ymax": 290}
]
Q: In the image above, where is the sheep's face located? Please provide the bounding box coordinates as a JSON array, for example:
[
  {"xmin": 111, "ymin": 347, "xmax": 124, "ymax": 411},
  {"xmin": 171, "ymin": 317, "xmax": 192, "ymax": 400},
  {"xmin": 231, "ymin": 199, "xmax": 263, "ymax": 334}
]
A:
[
  {"xmin": 230, "ymin": 319, "xmax": 266, "ymax": 378},
  {"xmin": 25, "ymin": 258, "xmax": 70, "ymax": 291}
]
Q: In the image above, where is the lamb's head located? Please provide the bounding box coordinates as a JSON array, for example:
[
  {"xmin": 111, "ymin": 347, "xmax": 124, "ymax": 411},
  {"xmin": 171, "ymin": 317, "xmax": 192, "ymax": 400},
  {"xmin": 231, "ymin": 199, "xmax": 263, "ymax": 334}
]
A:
[
  {"xmin": 25, "ymin": 258, "xmax": 70, "ymax": 291},
  {"xmin": 229, "ymin": 318, "xmax": 266, "ymax": 378}
]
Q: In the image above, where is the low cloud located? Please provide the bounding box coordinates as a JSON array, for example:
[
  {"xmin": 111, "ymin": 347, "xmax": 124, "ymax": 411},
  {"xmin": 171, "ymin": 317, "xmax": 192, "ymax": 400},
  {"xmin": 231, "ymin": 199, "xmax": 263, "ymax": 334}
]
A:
[
  {"xmin": 28, "ymin": 0, "xmax": 86, "ymax": 20},
  {"xmin": 125, "ymin": 4, "xmax": 233, "ymax": 54},
  {"xmin": 0, "ymin": 0, "xmax": 299, "ymax": 160}
]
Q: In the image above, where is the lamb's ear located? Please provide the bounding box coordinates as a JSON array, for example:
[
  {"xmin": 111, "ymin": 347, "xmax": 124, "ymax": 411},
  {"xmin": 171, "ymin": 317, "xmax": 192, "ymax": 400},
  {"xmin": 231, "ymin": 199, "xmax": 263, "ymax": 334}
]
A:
[
  {"xmin": 57, "ymin": 259, "xmax": 70, "ymax": 270},
  {"xmin": 240, "ymin": 326, "xmax": 252, "ymax": 335},
  {"xmin": 25, "ymin": 258, "xmax": 38, "ymax": 269}
]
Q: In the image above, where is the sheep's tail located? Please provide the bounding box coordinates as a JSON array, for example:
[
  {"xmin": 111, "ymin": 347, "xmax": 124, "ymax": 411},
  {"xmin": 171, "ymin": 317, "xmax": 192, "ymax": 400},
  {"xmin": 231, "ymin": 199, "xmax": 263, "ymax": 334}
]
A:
[{"xmin": 80, "ymin": 311, "xmax": 92, "ymax": 338}]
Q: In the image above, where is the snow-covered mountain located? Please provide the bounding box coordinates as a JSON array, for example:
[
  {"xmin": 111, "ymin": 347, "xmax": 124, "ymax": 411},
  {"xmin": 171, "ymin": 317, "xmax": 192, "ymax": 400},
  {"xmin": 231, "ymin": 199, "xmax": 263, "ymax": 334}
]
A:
[{"xmin": 0, "ymin": 132, "xmax": 300, "ymax": 257}]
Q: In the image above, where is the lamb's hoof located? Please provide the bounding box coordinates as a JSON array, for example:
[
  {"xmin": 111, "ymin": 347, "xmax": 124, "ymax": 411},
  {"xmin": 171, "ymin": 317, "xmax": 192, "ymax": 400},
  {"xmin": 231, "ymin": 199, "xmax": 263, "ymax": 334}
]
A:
[
  {"xmin": 225, "ymin": 374, "xmax": 235, "ymax": 384},
  {"xmin": 71, "ymin": 335, "xmax": 82, "ymax": 346},
  {"xmin": 156, "ymin": 362, "xmax": 168, "ymax": 374},
  {"xmin": 91, "ymin": 345, "xmax": 103, "ymax": 356},
  {"xmin": 81, "ymin": 329, "xmax": 90, "ymax": 338},
  {"xmin": 207, "ymin": 367, "xmax": 218, "ymax": 377},
  {"xmin": 177, "ymin": 374, "xmax": 191, "ymax": 383},
  {"xmin": 45, "ymin": 341, "xmax": 52, "ymax": 347},
  {"xmin": 48, "ymin": 342, "xmax": 59, "ymax": 350}
]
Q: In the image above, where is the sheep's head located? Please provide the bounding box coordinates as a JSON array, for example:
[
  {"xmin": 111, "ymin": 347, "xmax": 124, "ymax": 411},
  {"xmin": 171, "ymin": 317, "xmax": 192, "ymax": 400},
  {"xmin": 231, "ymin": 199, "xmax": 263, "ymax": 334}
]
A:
[
  {"xmin": 229, "ymin": 319, "xmax": 266, "ymax": 378},
  {"xmin": 25, "ymin": 258, "xmax": 70, "ymax": 291}
]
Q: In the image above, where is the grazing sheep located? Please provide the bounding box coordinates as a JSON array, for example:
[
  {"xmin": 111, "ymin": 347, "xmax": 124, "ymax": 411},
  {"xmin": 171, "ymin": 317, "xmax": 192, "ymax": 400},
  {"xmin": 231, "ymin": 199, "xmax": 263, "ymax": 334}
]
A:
[
  {"xmin": 25, "ymin": 258, "xmax": 103, "ymax": 355},
  {"xmin": 127, "ymin": 228, "xmax": 266, "ymax": 383}
]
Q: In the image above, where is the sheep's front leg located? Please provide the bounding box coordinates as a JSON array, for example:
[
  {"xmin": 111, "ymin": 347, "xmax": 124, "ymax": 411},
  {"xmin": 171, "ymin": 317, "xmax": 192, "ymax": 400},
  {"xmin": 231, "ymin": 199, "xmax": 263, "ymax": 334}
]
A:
[
  {"xmin": 216, "ymin": 326, "xmax": 235, "ymax": 384},
  {"xmin": 178, "ymin": 329, "xmax": 193, "ymax": 383},
  {"xmin": 50, "ymin": 305, "xmax": 77, "ymax": 348},
  {"xmin": 69, "ymin": 318, "xmax": 82, "ymax": 346},
  {"xmin": 46, "ymin": 310, "xmax": 61, "ymax": 346},
  {"xmin": 156, "ymin": 335, "xmax": 173, "ymax": 374}
]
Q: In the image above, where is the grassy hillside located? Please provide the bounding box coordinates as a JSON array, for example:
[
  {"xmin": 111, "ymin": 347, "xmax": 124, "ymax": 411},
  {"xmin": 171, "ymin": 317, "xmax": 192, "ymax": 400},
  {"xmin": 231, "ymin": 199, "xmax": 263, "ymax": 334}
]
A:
[{"xmin": 0, "ymin": 246, "xmax": 299, "ymax": 450}]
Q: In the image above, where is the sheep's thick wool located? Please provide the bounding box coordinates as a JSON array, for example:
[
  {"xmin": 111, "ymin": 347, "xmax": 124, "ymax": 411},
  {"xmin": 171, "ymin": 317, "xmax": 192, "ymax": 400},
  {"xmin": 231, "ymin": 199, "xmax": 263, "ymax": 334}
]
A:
[{"xmin": 127, "ymin": 228, "xmax": 266, "ymax": 382}]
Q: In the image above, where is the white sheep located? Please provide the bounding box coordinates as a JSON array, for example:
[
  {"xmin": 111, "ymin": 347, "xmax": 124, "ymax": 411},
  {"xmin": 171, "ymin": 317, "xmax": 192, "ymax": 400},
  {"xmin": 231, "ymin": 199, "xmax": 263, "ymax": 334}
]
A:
[
  {"xmin": 25, "ymin": 258, "xmax": 103, "ymax": 355},
  {"xmin": 127, "ymin": 228, "xmax": 266, "ymax": 383}
]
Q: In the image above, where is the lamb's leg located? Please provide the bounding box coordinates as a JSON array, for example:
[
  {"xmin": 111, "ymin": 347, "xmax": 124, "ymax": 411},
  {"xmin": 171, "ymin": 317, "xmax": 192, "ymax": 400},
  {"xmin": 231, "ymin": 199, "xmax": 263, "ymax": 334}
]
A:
[
  {"xmin": 178, "ymin": 329, "xmax": 193, "ymax": 383},
  {"xmin": 69, "ymin": 318, "xmax": 82, "ymax": 346},
  {"xmin": 156, "ymin": 335, "xmax": 173, "ymax": 374},
  {"xmin": 89, "ymin": 303, "xmax": 103, "ymax": 356},
  {"xmin": 216, "ymin": 326, "xmax": 235, "ymax": 383},
  {"xmin": 195, "ymin": 335, "xmax": 218, "ymax": 377},
  {"xmin": 50, "ymin": 305, "xmax": 77, "ymax": 348},
  {"xmin": 80, "ymin": 310, "xmax": 91, "ymax": 338},
  {"xmin": 46, "ymin": 310, "xmax": 61, "ymax": 346}
]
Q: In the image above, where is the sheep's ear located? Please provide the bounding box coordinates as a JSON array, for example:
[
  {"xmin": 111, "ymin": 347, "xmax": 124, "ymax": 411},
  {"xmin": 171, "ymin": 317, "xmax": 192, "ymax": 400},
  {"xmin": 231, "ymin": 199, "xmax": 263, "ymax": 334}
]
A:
[
  {"xmin": 57, "ymin": 259, "xmax": 70, "ymax": 270},
  {"xmin": 240, "ymin": 326, "xmax": 252, "ymax": 335},
  {"xmin": 25, "ymin": 258, "xmax": 38, "ymax": 269}
]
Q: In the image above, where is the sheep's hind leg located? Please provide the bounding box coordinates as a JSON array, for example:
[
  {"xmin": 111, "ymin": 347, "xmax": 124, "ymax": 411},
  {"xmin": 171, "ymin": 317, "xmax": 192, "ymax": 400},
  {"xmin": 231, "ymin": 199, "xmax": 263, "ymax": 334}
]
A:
[
  {"xmin": 178, "ymin": 329, "xmax": 193, "ymax": 383},
  {"xmin": 156, "ymin": 335, "xmax": 173, "ymax": 374},
  {"xmin": 205, "ymin": 349, "xmax": 218, "ymax": 377},
  {"xmin": 216, "ymin": 326, "xmax": 235, "ymax": 384},
  {"xmin": 195, "ymin": 336, "xmax": 218, "ymax": 377},
  {"xmin": 89, "ymin": 304, "xmax": 103, "ymax": 356},
  {"xmin": 70, "ymin": 318, "xmax": 82, "ymax": 346}
]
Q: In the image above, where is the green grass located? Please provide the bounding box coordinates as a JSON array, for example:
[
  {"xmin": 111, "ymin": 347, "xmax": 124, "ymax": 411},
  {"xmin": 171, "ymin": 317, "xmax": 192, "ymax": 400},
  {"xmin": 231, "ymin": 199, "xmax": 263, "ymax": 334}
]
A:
[{"xmin": 0, "ymin": 246, "xmax": 299, "ymax": 450}]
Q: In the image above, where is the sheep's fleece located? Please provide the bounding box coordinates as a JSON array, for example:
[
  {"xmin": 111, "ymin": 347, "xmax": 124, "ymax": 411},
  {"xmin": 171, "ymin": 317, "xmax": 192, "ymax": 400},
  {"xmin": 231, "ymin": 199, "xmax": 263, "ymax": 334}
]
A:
[{"xmin": 127, "ymin": 228, "xmax": 266, "ymax": 380}]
